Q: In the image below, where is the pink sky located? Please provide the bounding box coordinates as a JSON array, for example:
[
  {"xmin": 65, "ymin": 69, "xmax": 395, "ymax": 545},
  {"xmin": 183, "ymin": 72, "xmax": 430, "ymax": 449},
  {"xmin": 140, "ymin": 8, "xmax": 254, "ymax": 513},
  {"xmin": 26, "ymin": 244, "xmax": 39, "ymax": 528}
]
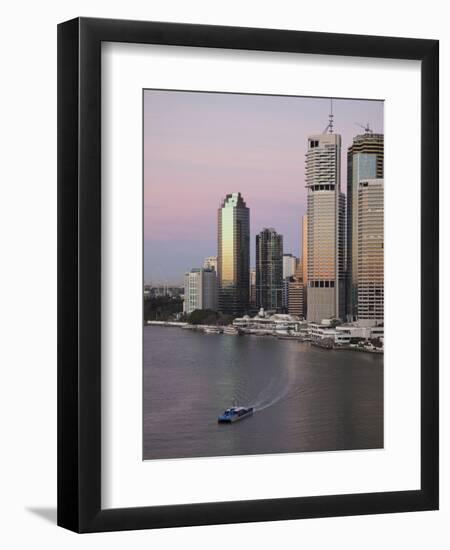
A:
[{"xmin": 144, "ymin": 90, "xmax": 383, "ymax": 284}]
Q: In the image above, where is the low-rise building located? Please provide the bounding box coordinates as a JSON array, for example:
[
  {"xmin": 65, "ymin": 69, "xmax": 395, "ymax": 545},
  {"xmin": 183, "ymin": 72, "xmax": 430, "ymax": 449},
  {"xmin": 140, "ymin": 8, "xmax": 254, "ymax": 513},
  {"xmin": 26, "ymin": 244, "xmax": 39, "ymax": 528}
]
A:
[
  {"xmin": 183, "ymin": 268, "xmax": 218, "ymax": 314},
  {"xmin": 233, "ymin": 309, "xmax": 304, "ymax": 334},
  {"xmin": 309, "ymin": 320, "xmax": 384, "ymax": 346}
]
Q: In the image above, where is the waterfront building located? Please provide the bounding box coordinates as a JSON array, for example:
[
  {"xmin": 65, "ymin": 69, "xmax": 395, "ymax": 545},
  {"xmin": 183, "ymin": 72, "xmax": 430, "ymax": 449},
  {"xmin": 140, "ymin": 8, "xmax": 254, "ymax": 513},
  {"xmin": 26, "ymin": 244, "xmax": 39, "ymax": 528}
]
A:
[
  {"xmin": 233, "ymin": 311, "xmax": 303, "ymax": 334},
  {"xmin": 217, "ymin": 192, "xmax": 250, "ymax": 315},
  {"xmin": 183, "ymin": 268, "xmax": 217, "ymax": 314},
  {"xmin": 203, "ymin": 256, "xmax": 218, "ymax": 272},
  {"xmin": 305, "ymin": 131, "xmax": 345, "ymax": 322},
  {"xmin": 309, "ymin": 321, "xmax": 384, "ymax": 346},
  {"xmin": 256, "ymin": 228, "xmax": 284, "ymax": 312},
  {"xmin": 357, "ymin": 178, "xmax": 384, "ymax": 324},
  {"xmin": 347, "ymin": 131, "xmax": 384, "ymax": 319}
]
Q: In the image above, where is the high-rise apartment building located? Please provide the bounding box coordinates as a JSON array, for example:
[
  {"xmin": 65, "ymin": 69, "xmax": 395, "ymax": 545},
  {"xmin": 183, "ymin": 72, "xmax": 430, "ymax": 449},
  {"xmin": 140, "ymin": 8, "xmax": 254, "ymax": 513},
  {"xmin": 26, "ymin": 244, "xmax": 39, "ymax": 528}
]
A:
[
  {"xmin": 347, "ymin": 131, "xmax": 384, "ymax": 319},
  {"xmin": 305, "ymin": 132, "xmax": 345, "ymax": 322},
  {"xmin": 183, "ymin": 268, "xmax": 218, "ymax": 314},
  {"xmin": 256, "ymin": 228, "xmax": 283, "ymax": 311},
  {"xmin": 357, "ymin": 178, "xmax": 384, "ymax": 325},
  {"xmin": 217, "ymin": 192, "xmax": 250, "ymax": 315}
]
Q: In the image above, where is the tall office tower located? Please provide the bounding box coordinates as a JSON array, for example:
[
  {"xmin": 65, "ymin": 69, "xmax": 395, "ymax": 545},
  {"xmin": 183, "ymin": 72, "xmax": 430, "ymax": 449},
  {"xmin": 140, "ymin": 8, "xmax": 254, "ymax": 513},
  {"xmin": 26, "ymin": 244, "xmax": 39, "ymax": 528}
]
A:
[
  {"xmin": 305, "ymin": 131, "xmax": 345, "ymax": 322},
  {"xmin": 203, "ymin": 256, "xmax": 218, "ymax": 272},
  {"xmin": 256, "ymin": 228, "xmax": 284, "ymax": 312},
  {"xmin": 217, "ymin": 192, "xmax": 250, "ymax": 315},
  {"xmin": 347, "ymin": 131, "xmax": 384, "ymax": 319},
  {"xmin": 287, "ymin": 277, "xmax": 304, "ymax": 317},
  {"xmin": 282, "ymin": 253, "xmax": 298, "ymax": 309},
  {"xmin": 183, "ymin": 268, "xmax": 218, "ymax": 314},
  {"xmin": 357, "ymin": 179, "xmax": 384, "ymax": 325},
  {"xmin": 249, "ymin": 268, "xmax": 257, "ymax": 307},
  {"xmin": 301, "ymin": 214, "xmax": 308, "ymax": 317}
]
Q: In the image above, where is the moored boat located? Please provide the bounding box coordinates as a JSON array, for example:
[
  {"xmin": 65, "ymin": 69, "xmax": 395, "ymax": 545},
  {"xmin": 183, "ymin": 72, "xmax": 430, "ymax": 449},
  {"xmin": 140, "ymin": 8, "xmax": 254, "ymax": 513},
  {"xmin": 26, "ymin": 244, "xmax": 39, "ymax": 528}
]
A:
[
  {"xmin": 223, "ymin": 326, "xmax": 239, "ymax": 335},
  {"xmin": 204, "ymin": 326, "xmax": 221, "ymax": 334}
]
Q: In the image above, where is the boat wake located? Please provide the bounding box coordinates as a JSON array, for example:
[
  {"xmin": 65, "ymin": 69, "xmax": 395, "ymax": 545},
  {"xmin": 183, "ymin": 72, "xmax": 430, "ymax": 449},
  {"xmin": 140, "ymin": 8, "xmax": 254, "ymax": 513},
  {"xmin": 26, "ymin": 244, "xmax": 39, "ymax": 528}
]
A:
[{"xmin": 250, "ymin": 369, "xmax": 299, "ymax": 412}]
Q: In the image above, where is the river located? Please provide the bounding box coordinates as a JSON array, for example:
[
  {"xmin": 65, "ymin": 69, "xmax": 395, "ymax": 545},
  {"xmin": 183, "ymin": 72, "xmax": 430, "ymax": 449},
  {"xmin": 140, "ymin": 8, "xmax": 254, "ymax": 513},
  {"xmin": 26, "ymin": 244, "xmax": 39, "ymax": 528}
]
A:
[{"xmin": 143, "ymin": 326, "xmax": 383, "ymax": 460}]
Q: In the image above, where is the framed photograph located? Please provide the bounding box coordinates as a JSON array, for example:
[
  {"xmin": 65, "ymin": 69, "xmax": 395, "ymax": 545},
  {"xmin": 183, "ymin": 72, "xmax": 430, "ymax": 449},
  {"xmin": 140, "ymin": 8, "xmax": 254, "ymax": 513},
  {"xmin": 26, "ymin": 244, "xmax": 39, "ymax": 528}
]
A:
[{"xmin": 57, "ymin": 17, "xmax": 439, "ymax": 532}]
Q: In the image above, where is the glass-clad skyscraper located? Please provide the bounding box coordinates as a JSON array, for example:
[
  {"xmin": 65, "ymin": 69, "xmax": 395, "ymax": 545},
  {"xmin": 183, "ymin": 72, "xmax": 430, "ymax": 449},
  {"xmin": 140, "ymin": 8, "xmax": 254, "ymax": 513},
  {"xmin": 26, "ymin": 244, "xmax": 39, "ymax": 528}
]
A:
[
  {"xmin": 305, "ymin": 132, "xmax": 345, "ymax": 322},
  {"xmin": 256, "ymin": 228, "xmax": 283, "ymax": 311},
  {"xmin": 217, "ymin": 192, "xmax": 250, "ymax": 315},
  {"xmin": 347, "ymin": 131, "xmax": 384, "ymax": 319}
]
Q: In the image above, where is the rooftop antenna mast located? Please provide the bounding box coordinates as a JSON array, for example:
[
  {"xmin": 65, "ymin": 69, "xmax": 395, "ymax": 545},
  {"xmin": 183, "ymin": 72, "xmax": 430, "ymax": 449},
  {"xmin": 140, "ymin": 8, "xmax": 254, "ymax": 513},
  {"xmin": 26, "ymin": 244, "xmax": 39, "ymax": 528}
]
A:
[
  {"xmin": 323, "ymin": 98, "xmax": 334, "ymax": 134},
  {"xmin": 329, "ymin": 98, "xmax": 334, "ymax": 133},
  {"xmin": 356, "ymin": 122, "xmax": 373, "ymax": 134}
]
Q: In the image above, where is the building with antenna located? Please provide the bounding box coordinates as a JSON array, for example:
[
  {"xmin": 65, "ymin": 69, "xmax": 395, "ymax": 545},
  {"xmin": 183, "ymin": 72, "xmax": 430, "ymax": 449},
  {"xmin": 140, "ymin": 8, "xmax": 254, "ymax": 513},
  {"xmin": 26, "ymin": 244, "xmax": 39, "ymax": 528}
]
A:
[
  {"xmin": 347, "ymin": 130, "xmax": 384, "ymax": 319},
  {"xmin": 305, "ymin": 106, "xmax": 345, "ymax": 322}
]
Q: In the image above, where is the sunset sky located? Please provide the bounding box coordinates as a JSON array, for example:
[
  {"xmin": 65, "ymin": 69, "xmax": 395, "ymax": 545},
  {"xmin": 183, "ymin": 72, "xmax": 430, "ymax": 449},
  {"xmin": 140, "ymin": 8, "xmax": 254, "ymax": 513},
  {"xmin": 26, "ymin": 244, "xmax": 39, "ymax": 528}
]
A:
[{"xmin": 144, "ymin": 90, "xmax": 383, "ymax": 284}]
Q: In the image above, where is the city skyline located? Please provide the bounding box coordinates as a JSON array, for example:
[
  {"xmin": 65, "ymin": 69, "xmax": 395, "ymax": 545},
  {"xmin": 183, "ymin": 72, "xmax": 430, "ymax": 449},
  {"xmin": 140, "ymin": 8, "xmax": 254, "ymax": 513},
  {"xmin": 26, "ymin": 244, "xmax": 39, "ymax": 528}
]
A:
[{"xmin": 144, "ymin": 90, "xmax": 383, "ymax": 285}]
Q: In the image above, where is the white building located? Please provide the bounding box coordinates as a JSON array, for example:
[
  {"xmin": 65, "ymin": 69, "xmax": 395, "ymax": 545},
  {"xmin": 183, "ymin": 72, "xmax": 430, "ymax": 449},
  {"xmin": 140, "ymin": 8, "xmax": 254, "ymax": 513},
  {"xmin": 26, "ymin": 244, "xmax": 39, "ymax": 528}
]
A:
[
  {"xmin": 305, "ymin": 131, "xmax": 346, "ymax": 323},
  {"xmin": 309, "ymin": 320, "xmax": 384, "ymax": 346},
  {"xmin": 282, "ymin": 254, "xmax": 298, "ymax": 278},
  {"xmin": 357, "ymin": 178, "xmax": 384, "ymax": 324},
  {"xmin": 233, "ymin": 310, "xmax": 304, "ymax": 334},
  {"xmin": 183, "ymin": 268, "xmax": 217, "ymax": 314}
]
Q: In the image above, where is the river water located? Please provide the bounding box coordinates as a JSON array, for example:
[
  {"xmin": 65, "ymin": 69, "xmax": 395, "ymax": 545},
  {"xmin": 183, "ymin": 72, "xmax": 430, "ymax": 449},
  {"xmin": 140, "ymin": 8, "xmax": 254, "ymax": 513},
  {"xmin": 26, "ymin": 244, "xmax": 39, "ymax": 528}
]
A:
[{"xmin": 143, "ymin": 326, "xmax": 383, "ymax": 460}]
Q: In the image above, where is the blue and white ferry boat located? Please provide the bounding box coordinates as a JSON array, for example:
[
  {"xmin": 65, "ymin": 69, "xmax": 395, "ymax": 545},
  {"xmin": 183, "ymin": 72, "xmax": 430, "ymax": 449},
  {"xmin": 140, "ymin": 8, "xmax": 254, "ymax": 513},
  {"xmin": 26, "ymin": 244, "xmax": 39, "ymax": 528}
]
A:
[{"xmin": 218, "ymin": 406, "xmax": 253, "ymax": 423}]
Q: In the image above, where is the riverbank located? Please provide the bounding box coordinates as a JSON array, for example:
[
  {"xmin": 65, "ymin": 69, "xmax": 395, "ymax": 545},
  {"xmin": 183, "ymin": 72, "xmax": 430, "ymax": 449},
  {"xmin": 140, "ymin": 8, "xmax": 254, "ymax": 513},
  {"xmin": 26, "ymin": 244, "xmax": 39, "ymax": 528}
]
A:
[{"xmin": 145, "ymin": 321, "xmax": 383, "ymax": 354}]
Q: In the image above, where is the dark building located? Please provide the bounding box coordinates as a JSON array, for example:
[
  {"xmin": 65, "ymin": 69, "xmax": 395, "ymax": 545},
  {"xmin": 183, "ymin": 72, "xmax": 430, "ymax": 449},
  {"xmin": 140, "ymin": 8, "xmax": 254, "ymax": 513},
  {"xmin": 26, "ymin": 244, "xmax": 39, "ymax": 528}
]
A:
[{"xmin": 256, "ymin": 228, "xmax": 283, "ymax": 312}]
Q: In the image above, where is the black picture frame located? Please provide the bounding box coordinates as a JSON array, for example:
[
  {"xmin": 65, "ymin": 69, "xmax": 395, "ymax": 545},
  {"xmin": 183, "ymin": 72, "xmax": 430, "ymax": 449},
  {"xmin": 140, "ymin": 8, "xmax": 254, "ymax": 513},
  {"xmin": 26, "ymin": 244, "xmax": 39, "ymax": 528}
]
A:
[{"xmin": 57, "ymin": 17, "xmax": 439, "ymax": 533}]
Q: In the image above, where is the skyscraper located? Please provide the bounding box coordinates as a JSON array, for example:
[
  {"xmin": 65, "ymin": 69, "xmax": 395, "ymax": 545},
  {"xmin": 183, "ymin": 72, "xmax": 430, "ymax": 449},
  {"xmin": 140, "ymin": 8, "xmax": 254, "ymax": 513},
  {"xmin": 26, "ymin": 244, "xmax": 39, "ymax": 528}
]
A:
[
  {"xmin": 305, "ymin": 132, "xmax": 345, "ymax": 322},
  {"xmin": 357, "ymin": 178, "xmax": 384, "ymax": 325},
  {"xmin": 347, "ymin": 131, "xmax": 384, "ymax": 319},
  {"xmin": 183, "ymin": 268, "xmax": 218, "ymax": 314},
  {"xmin": 217, "ymin": 192, "xmax": 250, "ymax": 315},
  {"xmin": 256, "ymin": 228, "xmax": 283, "ymax": 311}
]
